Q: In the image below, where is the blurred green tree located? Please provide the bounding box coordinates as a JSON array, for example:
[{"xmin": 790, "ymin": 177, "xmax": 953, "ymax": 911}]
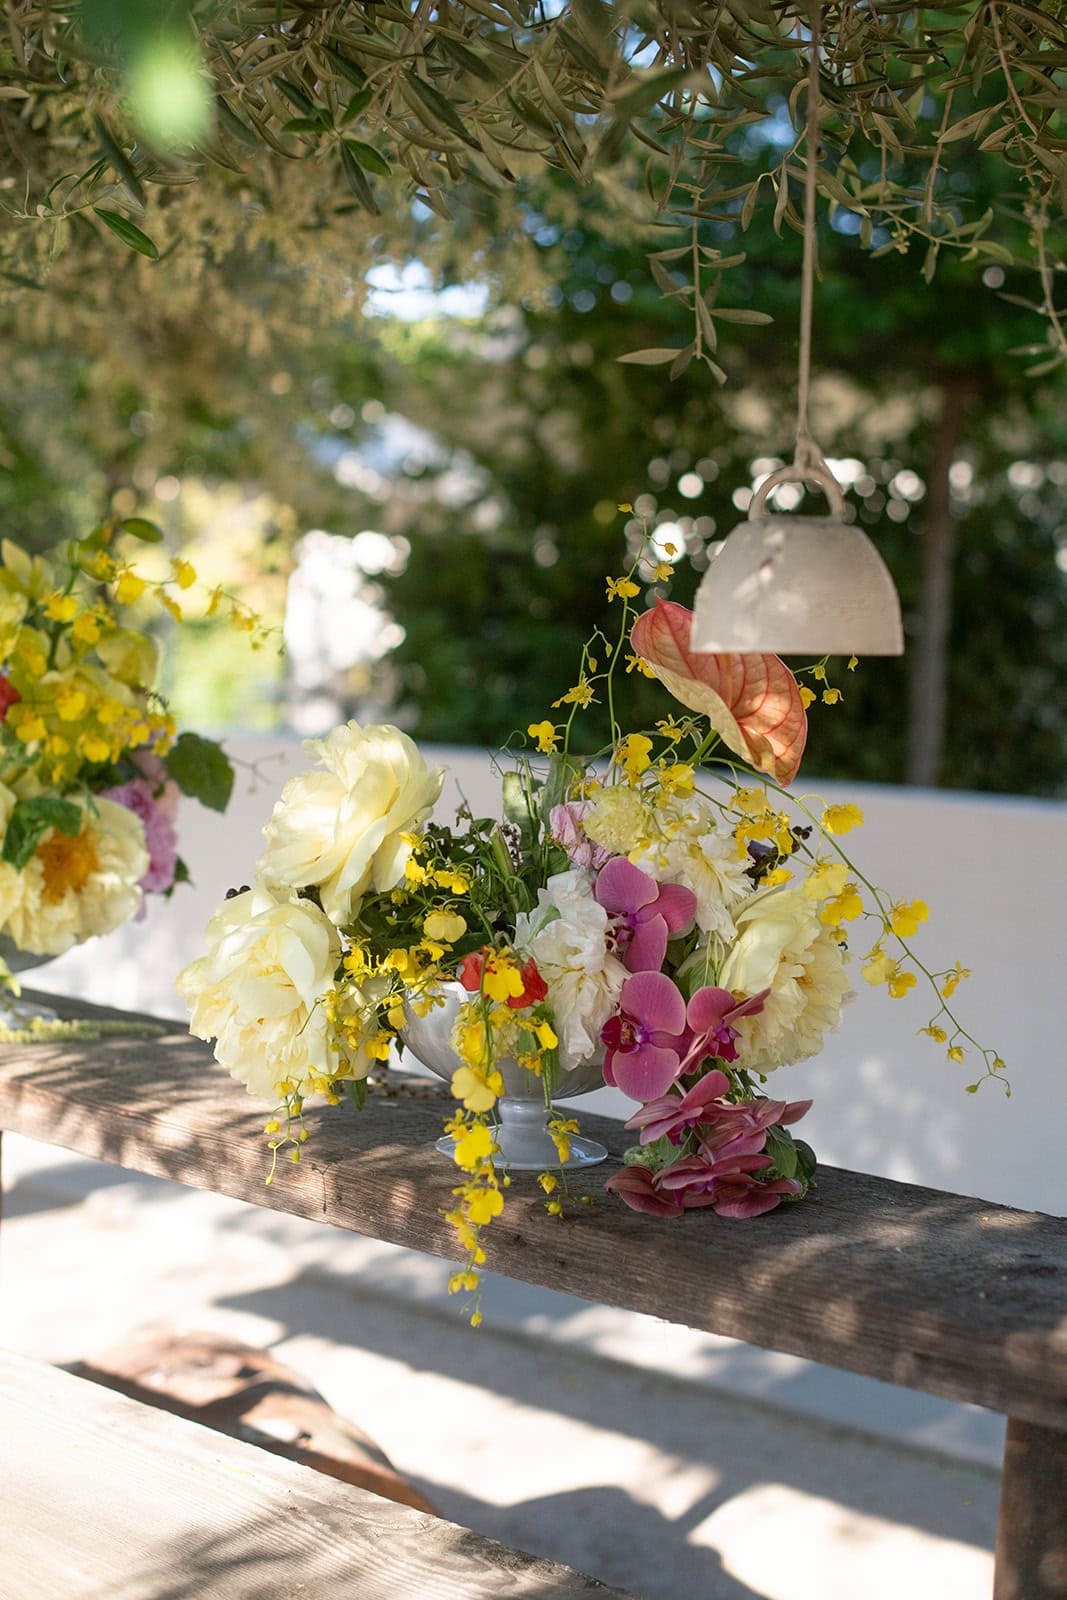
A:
[{"xmin": 374, "ymin": 178, "xmax": 1067, "ymax": 795}]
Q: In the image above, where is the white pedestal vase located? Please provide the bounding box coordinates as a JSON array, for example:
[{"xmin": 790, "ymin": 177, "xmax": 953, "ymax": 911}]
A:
[{"xmin": 400, "ymin": 981, "xmax": 609, "ymax": 1171}]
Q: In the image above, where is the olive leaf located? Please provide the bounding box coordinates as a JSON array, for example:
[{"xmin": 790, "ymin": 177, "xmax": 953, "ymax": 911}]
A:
[{"xmin": 93, "ymin": 208, "xmax": 159, "ymax": 260}]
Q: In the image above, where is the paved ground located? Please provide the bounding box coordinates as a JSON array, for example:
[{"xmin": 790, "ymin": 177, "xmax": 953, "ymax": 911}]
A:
[{"xmin": 1, "ymin": 1131, "xmax": 1001, "ymax": 1600}]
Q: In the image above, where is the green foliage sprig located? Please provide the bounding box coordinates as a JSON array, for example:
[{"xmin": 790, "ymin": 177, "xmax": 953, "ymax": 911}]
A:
[{"xmin": 0, "ymin": 3, "xmax": 1065, "ymax": 369}]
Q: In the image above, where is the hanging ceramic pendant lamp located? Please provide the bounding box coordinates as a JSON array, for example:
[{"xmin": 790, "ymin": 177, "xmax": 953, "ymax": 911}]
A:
[{"xmin": 690, "ymin": 3, "xmax": 904, "ymax": 658}]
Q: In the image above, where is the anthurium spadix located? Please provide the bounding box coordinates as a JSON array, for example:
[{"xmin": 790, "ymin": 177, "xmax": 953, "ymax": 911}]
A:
[{"xmin": 630, "ymin": 600, "xmax": 808, "ymax": 786}]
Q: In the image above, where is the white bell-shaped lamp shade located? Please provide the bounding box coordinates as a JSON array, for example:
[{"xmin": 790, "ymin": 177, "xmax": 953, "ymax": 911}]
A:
[{"xmin": 690, "ymin": 465, "xmax": 904, "ymax": 657}]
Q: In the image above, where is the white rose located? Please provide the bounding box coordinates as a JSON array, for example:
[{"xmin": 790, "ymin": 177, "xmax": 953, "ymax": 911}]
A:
[
  {"xmin": 514, "ymin": 869, "xmax": 627, "ymax": 1070},
  {"xmin": 177, "ymin": 883, "xmax": 341, "ymax": 1100},
  {"xmin": 258, "ymin": 722, "xmax": 444, "ymax": 925},
  {"xmin": 0, "ymin": 795, "xmax": 149, "ymax": 957}
]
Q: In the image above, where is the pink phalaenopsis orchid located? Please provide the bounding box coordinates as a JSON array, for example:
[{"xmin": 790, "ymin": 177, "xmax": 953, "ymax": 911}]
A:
[
  {"xmin": 594, "ymin": 855, "xmax": 696, "ymax": 973},
  {"xmin": 0, "ymin": 674, "xmax": 21, "ymax": 723},
  {"xmin": 601, "ymin": 970, "xmax": 688, "ymax": 1101},
  {"xmin": 655, "ymin": 1148, "xmax": 771, "ymax": 1200},
  {"xmin": 700, "ymin": 1095, "xmax": 812, "ymax": 1152},
  {"xmin": 677, "ymin": 984, "xmax": 770, "ymax": 1070}
]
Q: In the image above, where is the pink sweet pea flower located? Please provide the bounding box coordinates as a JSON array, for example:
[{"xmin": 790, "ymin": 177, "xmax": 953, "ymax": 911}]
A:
[
  {"xmin": 132, "ymin": 749, "xmax": 181, "ymax": 825},
  {"xmin": 624, "ymin": 1069, "xmax": 731, "ymax": 1146},
  {"xmin": 594, "ymin": 855, "xmax": 696, "ymax": 973},
  {"xmin": 711, "ymin": 1175, "xmax": 805, "ymax": 1218},
  {"xmin": 550, "ymin": 802, "xmax": 613, "ymax": 872},
  {"xmin": 610, "ymin": 1088, "xmax": 813, "ymax": 1219},
  {"xmin": 607, "ymin": 1152, "xmax": 801, "ymax": 1219},
  {"xmin": 601, "ymin": 970, "xmax": 688, "ymax": 1100},
  {"xmin": 603, "ymin": 1164, "xmax": 684, "ymax": 1216},
  {"xmin": 678, "ymin": 984, "xmax": 770, "ymax": 1070},
  {"xmin": 699, "ymin": 1095, "xmax": 812, "ymax": 1161}
]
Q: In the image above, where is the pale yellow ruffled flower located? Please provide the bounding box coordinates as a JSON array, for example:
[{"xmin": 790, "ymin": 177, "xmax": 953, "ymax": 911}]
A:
[
  {"xmin": 177, "ymin": 883, "xmax": 343, "ymax": 1100},
  {"xmin": 258, "ymin": 722, "xmax": 444, "ymax": 926}
]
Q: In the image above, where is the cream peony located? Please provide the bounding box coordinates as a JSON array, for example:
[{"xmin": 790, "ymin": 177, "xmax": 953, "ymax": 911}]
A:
[
  {"xmin": 258, "ymin": 722, "xmax": 444, "ymax": 925},
  {"xmin": 177, "ymin": 883, "xmax": 342, "ymax": 1100},
  {"xmin": 719, "ymin": 885, "xmax": 850, "ymax": 1071},
  {"xmin": 635, "ymin": 799, "xmax": 750, "ymax": 939},
  {"xmin": 513, "ymin": 869, "xmax": 627, "ymax": 1070},
  {"xmin": 0, "ymin": 795, "xmax": 149, "ymax": 956}
]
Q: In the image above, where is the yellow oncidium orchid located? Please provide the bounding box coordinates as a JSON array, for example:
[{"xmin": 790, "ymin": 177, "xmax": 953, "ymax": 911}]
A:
[
  {"xmin": 617, "ymin": 733, "xmax": 653, "ymax": 783},
  {"xmin": 803, "ymin": 859, "xmax": 849, "ymax": 902},
  {"xmin": 821, "ymin": 802, "xmax": 864, "ymax": 835},
  {"xmin": 890, "ymin": 899, "xmax": 929, "ymax": 939},
  {"xmin": 819, "ymin": 884, "xmax": 864, "ymax": 927}
]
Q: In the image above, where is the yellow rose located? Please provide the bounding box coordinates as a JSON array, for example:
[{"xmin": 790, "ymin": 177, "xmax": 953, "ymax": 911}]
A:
[
  {"xmin": 177, "ymin": 885, "xmax": 342, "ymax": 1100},
  {"xmin": 257, "ymin": 722, "xmax": 445, "ymax": 925}
]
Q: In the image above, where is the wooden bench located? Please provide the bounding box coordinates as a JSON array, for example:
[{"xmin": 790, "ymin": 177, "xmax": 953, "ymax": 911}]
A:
[
  {"xmin": 1, "ymin": 991, "xmax": 1065, "ymax": 1598},
  {"xmin": 1, "ymin": 1349, "xmax": 631, "ymax": 1599}
]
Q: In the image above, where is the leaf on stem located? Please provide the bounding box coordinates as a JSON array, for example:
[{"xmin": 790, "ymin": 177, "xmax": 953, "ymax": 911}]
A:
[{"xmin": 92, "ymin": 208, "xmax": 159, "ymax": 260}]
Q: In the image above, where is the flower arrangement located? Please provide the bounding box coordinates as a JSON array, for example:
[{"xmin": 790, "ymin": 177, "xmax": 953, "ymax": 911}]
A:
[
  {"xmin": 0, "ymin": 521, "xmax": 250, "ymax": 971},
  {"xmin": 179, "ymin": 537, "xmax": 1004, "ymax": 1325}
]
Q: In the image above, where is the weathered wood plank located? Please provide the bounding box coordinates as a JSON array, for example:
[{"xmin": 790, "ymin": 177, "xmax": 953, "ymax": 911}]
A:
[
  {"xmin": 0, "ymin": 1350, "xmax": 630, "ymax": 1600},
  {"xmin": 2, "ymin": 991, "xmax": 1066, "ymax": 1429}
]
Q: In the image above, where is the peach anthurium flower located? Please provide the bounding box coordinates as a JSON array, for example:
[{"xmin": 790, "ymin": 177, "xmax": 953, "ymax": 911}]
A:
[{"xmin": 629, "ymin": 600, "xmax": 808, "ymax": 786}]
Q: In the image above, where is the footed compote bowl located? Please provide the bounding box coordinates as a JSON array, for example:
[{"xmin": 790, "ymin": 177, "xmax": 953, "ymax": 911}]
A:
[{"xmin": 400, "ymin": 981, "xmax": 609, "ymax": 1171}]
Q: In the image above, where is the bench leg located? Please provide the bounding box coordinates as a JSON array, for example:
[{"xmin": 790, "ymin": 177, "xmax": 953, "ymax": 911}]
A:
[{"xmin": 994, "ymin": 1416, "xmax": 1067, "ymax": 1598}]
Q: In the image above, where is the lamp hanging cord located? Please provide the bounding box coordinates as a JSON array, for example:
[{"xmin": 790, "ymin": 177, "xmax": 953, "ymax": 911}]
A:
[{"xmin": 795, "ymin": 0, "xmax": 827, "ymax": 480}]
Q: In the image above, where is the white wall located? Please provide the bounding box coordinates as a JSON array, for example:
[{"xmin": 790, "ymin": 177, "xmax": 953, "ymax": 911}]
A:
[{"xmin": 30, "ymin": 737, "xmax": 1065, "ymax": 1217}]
